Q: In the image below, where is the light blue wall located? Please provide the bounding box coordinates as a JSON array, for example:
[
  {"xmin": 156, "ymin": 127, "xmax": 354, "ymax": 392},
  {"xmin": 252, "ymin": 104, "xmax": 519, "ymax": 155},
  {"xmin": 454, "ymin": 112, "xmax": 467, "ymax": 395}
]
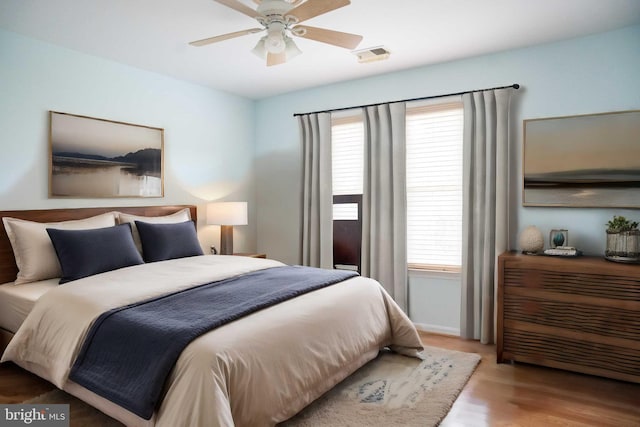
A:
[
  {"xmin": 254, "ymin": 25, "xmax": 640, "ymax": 332},
  {"xmin": 0, "ymin": 29, "xmax": 257, "ymax": 252},
  {"xmin": 2, "ymin": 25, "xmax": 639, "ymax": 331}
]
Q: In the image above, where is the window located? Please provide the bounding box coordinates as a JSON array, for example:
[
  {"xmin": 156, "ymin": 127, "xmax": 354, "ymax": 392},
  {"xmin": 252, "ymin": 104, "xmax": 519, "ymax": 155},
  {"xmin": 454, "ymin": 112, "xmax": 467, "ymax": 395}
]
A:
[
  {"xmin": 406, "ymin": 101, "xmax": 464, "ymax": 270},
  {"xmin": 331, "ymin": 113, "xmax": 364, "ymax": 272},
  {"xmin": 330, "ymin": 100, "xmax": 463, "ymax": 271}
]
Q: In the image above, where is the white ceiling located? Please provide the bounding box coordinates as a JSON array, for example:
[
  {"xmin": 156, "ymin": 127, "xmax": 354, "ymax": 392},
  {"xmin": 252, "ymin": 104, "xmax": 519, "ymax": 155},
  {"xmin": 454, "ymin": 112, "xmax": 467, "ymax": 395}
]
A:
[{"xmin": 1, "ymin": 0, "xmax": 639, "ymax": 99}]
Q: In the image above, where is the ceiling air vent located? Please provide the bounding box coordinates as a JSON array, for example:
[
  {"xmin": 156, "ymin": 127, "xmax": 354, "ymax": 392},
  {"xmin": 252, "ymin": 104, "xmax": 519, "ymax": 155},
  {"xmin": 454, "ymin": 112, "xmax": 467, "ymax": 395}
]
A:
[{"xmin": 352, "ymin": 46, "xmax": 391, "ymax": 63}]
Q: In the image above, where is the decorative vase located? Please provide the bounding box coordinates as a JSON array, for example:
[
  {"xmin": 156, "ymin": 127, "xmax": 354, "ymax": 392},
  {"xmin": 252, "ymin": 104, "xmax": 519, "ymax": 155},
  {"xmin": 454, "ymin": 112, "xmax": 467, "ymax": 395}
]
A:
[
  {"xmin": 552, "ymin": 232, "xmax": 565, "ymax": 247},
  {"xmin": 519, "ymin": 226, "xmax": 544, "ymax": 254},
  {"xmin": 605, "ymin": 230, "xmax": 640, "ymax": 263}
]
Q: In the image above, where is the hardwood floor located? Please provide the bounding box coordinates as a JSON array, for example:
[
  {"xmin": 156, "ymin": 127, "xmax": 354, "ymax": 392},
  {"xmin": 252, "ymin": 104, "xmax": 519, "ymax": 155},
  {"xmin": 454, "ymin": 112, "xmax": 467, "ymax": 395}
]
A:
[
  {"xmin": 423, "ymin": 332, "xmax": 640, "ymax": 427},
  {"xmin": 1, "ymin": 332, "xmax": 639, "ymax": 426},
  {"xmin": 0, "ymin": 360, "xmax": 53, "ymax": 404}
]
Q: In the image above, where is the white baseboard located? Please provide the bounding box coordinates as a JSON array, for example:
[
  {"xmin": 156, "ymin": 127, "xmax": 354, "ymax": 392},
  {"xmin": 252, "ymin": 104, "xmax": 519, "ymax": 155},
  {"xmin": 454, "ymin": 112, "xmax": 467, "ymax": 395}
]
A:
[{"xmin": 413, "ymin": 322, "xmax": 460, "ymax": 337}]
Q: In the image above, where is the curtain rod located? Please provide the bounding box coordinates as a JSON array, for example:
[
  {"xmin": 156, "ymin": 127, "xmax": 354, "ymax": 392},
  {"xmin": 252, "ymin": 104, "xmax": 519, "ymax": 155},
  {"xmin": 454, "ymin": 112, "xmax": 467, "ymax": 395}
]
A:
[{"xmin": 293, "ymin": 83, "xmax": 520, "ymax": 117}]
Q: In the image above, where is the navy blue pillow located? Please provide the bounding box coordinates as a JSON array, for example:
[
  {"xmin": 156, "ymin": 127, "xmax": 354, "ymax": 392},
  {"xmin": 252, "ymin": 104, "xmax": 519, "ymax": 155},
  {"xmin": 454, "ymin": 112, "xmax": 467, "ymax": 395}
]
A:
[
  {"xmin": 135, "ymin": 220, "xmax": 204, "ymax": 263},
  {"xmin": 47, "ymin": 224, "xmax": 144, "ymax": 284}
]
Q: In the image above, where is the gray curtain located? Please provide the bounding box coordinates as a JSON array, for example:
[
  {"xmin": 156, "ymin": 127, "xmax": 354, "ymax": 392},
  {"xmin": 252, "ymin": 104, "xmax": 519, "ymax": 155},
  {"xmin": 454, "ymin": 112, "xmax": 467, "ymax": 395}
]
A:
[
  {"xmin": 361, "ymin": 103, "xmax": 408, "ymax": 312},
  {"xmin": 461, "ymin": 88, "xmax": 514, "ymax": 344},
  {"xmin": 299, "ymin": 113, "xmax": 333, "ymax": 269}
]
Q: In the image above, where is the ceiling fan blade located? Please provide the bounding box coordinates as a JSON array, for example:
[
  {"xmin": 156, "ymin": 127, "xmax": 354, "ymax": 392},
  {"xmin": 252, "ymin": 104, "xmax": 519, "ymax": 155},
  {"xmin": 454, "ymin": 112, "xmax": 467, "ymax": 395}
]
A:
[
  {"xmin": 286, "ymin": 0, "xmax": 350, "ymax": 24},
  {"xmin": 189, "ymin": 28, "xmax": 264, "ymax": 46},
  {"xmin": 214, "ymin": 0, "xmax": 264, "ymax": 19},
  {"xmin": 293, "ymin": 25, "xmax": 363, "ymax": 49},
  {"xmin": 267, "ymin": 51, "xmax": 287, "ymax": 66}
]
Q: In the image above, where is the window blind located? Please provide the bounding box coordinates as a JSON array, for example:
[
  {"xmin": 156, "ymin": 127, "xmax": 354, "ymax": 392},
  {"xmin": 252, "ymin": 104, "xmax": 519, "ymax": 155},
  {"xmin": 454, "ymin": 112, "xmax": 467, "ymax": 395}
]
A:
[
  {"xmin": 331, "ymin": 115, "xmax": 364, "ymax": 197},
  {"xmin": 406, "ymin": 102, "xmax": 464, "ymax": 269}
]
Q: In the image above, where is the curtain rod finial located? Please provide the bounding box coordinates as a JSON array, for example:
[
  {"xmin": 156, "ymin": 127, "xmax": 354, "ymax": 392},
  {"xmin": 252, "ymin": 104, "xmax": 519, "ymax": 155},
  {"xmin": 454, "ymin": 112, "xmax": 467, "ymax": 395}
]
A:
[{"xmin": 513, "ymin": 84, "xmax": 520, "ymax": 89}]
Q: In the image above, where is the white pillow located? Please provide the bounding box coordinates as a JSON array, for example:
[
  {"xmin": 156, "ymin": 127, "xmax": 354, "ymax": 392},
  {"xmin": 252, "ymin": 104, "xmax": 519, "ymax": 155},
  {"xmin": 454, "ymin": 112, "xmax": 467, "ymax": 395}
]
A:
[
  {"xmin": 3, "ymin": 212, "xmax": 118, "ymax": 285},
  {"xmin": 117, "ymin": 208, "xmax": 192, "ymax": 253}
]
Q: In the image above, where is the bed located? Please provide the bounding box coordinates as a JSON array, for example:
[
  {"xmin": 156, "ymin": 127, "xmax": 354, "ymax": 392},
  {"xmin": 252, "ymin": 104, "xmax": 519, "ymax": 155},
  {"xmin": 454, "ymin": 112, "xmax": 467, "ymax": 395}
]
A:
[{"xmin": 0, "ymin": 205, "xmax": 423, "ymax": 427}]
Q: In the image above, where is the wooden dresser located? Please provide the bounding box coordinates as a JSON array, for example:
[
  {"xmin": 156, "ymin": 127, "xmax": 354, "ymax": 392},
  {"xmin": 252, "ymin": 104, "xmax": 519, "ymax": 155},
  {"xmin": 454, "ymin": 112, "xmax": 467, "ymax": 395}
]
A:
[{"xmin": 497, "ymin": 251, "xmax": 640, "ymax": 383}]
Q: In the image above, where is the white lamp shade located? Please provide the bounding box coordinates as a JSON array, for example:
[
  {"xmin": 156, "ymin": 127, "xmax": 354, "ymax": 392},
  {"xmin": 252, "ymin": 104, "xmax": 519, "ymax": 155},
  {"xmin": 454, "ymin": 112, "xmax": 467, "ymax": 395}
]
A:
[
  {"xmin": 285, "ymin": 38, "xmax": 302, "ymax": 59},
  {"xmin": 207, "ymin": 202, "xmax": 248, "ymax": 226},
  {"xmin": 252, "ymin": 37, "xmax": 267, "ymax": 59},
  {"xmin": 265, "ymin": 22, "xmax": 286, "ymax": 54}
]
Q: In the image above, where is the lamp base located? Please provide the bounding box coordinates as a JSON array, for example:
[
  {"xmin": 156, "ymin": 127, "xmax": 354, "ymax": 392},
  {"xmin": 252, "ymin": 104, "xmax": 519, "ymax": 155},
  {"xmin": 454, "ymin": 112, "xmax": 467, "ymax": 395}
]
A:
[{"xmin": 220, "ymin": 225, "xmax": 234, "ymax": 255}]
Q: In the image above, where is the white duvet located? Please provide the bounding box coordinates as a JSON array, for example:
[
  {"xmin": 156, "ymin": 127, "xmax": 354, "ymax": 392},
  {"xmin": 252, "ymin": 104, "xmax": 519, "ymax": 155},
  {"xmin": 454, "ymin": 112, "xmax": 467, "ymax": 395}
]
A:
[{"xmin": 2, "ymin": 255, "xmax": 423, "ymax": 426}]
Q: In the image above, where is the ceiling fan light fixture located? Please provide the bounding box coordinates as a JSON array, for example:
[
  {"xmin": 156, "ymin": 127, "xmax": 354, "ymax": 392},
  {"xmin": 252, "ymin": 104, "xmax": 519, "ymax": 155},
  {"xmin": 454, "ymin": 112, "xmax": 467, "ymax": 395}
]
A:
[
  {"xmin": 265, "ymin": 22, "xmax": 286, "ymax": 54},
  {"xmin": 266, "ymin": 35, "xmax": 286, "ymax": 54},
  {"xmin": 251, "ymin": 36, "xmax": 268, "ymax": 59},
  {"xmin": 284, "ymin": 37, "xmax": 302, "ymax": 60}
]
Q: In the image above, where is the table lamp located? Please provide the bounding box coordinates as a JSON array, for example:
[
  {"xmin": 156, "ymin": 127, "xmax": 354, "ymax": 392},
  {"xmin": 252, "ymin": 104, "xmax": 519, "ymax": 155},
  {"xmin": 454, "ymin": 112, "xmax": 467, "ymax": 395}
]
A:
[{"xmin": 206, "ymin": 202, "xmax": 248, "ymax": 255}]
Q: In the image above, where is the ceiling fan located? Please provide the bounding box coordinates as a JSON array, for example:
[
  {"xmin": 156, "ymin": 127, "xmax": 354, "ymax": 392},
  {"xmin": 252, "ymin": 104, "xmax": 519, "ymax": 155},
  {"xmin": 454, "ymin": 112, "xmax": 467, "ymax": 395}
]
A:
[{"xmin": 189, "ymin": 0, "xmax": 363, "ymax": 66}]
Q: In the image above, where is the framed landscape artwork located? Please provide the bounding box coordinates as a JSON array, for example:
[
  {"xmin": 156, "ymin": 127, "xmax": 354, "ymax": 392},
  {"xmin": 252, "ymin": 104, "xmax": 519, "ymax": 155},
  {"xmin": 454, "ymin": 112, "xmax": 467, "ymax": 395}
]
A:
[
  {"xmin": 49, "ymin": 112, "xmax": 164, "ymax": 198},
  {"xmin": 523, "ymin": 110, "xmax": 640, "ymax": 208}
]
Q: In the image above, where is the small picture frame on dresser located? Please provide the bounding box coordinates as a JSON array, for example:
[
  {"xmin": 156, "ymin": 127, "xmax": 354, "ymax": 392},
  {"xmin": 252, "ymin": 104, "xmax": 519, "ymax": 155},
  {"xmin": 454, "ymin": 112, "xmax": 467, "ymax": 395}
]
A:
[{"xmin": 549, "ymin": 229, "xmax": 568, "ymax": 248}]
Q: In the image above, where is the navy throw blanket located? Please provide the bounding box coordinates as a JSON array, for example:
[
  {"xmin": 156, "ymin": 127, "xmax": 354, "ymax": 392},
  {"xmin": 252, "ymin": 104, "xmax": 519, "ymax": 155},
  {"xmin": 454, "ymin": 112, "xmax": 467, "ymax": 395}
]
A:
[{"xmin": 69, "ymin": 265, "xmax": 357, "ymax": 419}]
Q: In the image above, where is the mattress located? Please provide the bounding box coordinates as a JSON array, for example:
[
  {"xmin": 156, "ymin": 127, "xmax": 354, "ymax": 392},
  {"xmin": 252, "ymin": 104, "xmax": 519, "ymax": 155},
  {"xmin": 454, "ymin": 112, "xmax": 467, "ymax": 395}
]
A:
[{"xmin": 0, "ymin": 279, "xmax": 58, "ymax": 333}]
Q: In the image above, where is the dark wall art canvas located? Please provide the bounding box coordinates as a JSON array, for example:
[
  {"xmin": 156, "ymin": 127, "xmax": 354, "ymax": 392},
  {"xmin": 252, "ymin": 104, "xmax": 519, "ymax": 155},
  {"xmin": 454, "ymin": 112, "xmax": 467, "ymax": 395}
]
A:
[
  {"xmin": 49, "ymin": 112, "xmax": 164, "ymax": 198},
  {"xmin": 523, "ymin": 110, "xmax": 640, "ymax": 208}
]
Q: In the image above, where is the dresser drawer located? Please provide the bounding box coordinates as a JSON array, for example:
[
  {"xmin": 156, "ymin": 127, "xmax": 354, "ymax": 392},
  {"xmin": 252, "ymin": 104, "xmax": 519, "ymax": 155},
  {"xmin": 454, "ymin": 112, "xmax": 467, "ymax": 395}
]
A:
[
  {"xmin": 503, "ymin": 328, "xmax": 640, "ymax": 382},
  {"xmin": 503, "ymin": 294, "xmax": 639, "ymax": 341},
  {"xmin": 503, "ymin": 267, "xmax": 640, "ymax": 301}
]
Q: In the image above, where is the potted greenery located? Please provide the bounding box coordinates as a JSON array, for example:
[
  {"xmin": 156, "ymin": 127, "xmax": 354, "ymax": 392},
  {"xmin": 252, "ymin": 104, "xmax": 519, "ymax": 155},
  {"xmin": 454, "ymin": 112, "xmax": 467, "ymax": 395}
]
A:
[{"xmin": 605, "ymin": 215, "xmax": 640, "ymax": 263}]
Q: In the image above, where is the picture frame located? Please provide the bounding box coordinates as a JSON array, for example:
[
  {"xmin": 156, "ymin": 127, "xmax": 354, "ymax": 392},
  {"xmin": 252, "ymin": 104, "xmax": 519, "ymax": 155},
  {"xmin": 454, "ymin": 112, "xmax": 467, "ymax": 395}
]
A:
[
  {"xmin": 549, "ymin": 229, "xmax": 569, "ymax": 249},
  {"xmin": 522, "ymin": 110, "xmax": 640, "ymax": 208},
  {"xmin": 49, "ymin": 111, "xmax": 164, "ymax": 198}
]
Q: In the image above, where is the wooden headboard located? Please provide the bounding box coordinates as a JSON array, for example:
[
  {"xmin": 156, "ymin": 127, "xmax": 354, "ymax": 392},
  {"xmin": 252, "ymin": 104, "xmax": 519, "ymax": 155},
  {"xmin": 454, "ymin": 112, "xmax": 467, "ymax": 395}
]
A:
[{"xmin": 0, "ymin": 205, "xmax": 197, "ymax": 284}]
